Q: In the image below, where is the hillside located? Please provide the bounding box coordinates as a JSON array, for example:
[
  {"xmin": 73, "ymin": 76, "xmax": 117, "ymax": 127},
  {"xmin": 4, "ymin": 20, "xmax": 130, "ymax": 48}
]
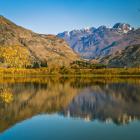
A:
[
  {"xmin": 0, "ymin": 16, "xmax": 79, "ymax": 68},
  {"xmin": 99, "ymin": 44, "xmax": 140, "ymax": 67}
]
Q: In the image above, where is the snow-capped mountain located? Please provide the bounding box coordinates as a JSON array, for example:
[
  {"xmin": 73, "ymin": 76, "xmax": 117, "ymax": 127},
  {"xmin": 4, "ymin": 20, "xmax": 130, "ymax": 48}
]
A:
[
  {"xmin": 112, "ymin": 23, "xmax": 133, "ymax": 33},
  {"xmin": 57, "ymin": 23, "xmax": 139, "ymax": 59}
]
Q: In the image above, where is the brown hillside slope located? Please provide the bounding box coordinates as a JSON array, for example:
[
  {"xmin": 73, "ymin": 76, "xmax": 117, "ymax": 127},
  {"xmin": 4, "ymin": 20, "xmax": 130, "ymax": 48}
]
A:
[
  {"xmin": 0, "ymin": 16, "xmax": 79, "ymax": 67},
  {"xmin": 100, "ymin": 44, "xmax": 140, "ymax": 67}
]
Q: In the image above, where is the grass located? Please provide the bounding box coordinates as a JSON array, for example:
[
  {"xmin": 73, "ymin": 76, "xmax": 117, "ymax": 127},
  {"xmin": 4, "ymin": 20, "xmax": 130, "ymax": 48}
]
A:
[{"xmin": 1, "ymin": 67, "xmax": 140, "ymax": 77}]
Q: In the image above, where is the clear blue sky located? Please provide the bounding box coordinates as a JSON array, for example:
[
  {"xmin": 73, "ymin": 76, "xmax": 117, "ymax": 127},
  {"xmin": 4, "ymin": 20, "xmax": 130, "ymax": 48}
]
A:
[{"xmin": 0, "ymin": 0, "xmax": 140, "ymax": 34}]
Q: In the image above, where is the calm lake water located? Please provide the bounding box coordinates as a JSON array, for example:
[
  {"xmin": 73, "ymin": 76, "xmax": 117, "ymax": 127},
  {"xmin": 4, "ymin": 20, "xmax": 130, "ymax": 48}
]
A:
[{"xmin": 0, "ymin": 77, "xmax": 140, "ymax": 140}]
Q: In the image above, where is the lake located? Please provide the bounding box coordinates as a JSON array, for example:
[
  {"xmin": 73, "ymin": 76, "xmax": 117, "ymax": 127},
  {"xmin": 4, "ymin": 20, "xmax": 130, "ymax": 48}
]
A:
[{"xmin": 0, "ymin": 77, "xmax": 140, "ymax": 140}]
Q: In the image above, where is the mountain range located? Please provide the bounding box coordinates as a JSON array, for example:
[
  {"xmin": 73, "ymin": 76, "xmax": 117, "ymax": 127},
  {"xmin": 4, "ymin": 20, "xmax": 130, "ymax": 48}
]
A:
[
  {"xmin": 0, "ymin": 15, "xmax": 140, "ymax": 68},
  {"xmin": 57, "ymin": 23, "xmax": 140, "ymax": 61}
]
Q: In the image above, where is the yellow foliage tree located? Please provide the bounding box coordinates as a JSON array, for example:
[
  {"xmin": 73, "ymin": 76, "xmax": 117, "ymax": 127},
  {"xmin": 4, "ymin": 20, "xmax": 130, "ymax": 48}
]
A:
[
  {"xmin": 0, "ymin": 45, "xmax": 32, "ymax": 68},
  {"xmin": 0, "ymin": 88, "xmax": 13, "ymax": 104}
]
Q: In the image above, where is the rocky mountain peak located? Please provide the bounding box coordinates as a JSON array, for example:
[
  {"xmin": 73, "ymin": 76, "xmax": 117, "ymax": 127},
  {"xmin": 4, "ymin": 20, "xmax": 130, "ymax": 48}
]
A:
[
  {"xmin": 58, "ymin": 23, "xmax": 140, "ymax": 59},
  {"xmin": 97, "ymin": 25, "xmax": 107, "ymax": 31},
  {"xmin": 113, "ymin": 23, "xmax": 133, "ymax": 33}
]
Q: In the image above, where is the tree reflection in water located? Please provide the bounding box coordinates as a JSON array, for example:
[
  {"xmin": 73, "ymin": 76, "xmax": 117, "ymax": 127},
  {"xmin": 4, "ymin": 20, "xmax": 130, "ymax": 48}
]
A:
[{"xmin": 0, "ymin": 77, "xmax": 140, "ymax": 132}]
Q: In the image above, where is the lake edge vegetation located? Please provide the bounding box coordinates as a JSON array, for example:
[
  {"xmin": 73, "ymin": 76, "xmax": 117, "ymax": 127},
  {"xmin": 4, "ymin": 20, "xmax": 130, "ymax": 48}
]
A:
[{"xmin": 1, "ymin": 67, "xmax": 140, "ymax": 77}]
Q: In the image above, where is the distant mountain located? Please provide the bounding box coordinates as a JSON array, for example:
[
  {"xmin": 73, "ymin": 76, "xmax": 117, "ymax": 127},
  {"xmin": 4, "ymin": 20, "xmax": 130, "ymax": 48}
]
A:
[
  {"xmin": 112, "ymin": 23, "xmax": 133, "ymax": 33},
  {"xmin": 1, "ymin": 16, "xmax": 140, "ymax": 68},
  {"xmin": 0, "ymin": 16, "xmax": 79, "ymax": 68},
  {"xmin": 57, "ymin": 23, "xmax": 140, "ymax": 59},
  {"xmin": 99, "ymin": 44, "xmax": 140, "ymax": 68}
]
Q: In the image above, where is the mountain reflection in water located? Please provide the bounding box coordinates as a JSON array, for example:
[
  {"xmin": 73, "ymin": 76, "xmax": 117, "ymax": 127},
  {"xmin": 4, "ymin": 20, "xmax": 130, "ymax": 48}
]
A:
[{"xmin": 0, "ymin": 77, "xmax": 140, "ymax": 132}]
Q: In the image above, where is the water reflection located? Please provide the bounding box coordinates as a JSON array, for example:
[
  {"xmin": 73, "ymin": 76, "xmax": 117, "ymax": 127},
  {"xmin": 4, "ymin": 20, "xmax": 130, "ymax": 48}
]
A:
[{"xmin": 0, "ymin": 77, "xmax": 140, "ymax": 132}]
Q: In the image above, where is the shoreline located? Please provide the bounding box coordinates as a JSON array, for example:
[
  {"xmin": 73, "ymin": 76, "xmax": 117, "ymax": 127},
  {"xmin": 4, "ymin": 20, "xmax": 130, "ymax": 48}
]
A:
[{"xmin": 1, "ymin": 68, "xmax": 140, "ymax": 78}]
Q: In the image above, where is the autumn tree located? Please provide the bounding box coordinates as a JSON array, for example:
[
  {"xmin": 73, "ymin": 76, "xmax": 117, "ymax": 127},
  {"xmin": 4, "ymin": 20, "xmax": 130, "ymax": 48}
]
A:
[{"xmin": 0, "ymin": 45, "xmax": 32, "ymax": 68}]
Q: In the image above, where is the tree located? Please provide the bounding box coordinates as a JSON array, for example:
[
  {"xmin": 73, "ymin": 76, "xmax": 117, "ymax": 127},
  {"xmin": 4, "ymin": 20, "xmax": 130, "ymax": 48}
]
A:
[{"xmin": 0, "ymin": 45, "xmax": 32, "ymax": 68}]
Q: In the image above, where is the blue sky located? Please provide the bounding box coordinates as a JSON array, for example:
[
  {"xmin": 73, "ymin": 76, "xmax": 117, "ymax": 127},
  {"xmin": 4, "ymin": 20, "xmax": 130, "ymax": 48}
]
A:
[{"xmin": 0, "ymin": 0, "xmax": 140, "ymax": 34}]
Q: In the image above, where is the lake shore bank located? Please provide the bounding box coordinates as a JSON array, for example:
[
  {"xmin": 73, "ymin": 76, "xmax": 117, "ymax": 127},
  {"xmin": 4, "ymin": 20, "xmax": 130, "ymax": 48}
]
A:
[{"xmin": 1, "ymin": 68, "xmax": 140, "ymax": 78}]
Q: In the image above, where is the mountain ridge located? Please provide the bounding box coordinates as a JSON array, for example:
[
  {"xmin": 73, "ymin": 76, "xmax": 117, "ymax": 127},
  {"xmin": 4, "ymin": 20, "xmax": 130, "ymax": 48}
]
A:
[
  {"xmin": 1, "ymin": 15, "xmax": 140, "ymax": 68},
  {"xmin": 57, "ymin": 23, "xmax": 140, "ymax": 59},
  {"xmin": 0, "ymin": 16, "xmax": 79, "ymax": 68},
  {"xmin": 99, "ymin": 44, "xmax": 140, "ymax": 67}
]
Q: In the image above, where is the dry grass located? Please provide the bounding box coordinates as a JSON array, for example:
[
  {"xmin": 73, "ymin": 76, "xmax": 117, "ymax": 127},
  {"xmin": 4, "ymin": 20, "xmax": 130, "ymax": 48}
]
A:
[{"xmin": 0, "ymin": 67, "xmax": 140, "ymax": 77}]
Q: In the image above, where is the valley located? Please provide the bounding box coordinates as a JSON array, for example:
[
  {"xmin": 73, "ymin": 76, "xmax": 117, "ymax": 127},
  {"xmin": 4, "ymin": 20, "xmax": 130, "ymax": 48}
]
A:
[{"xmin": 0, "ymin": 16, "xmax": 140, "ymax": 75}]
